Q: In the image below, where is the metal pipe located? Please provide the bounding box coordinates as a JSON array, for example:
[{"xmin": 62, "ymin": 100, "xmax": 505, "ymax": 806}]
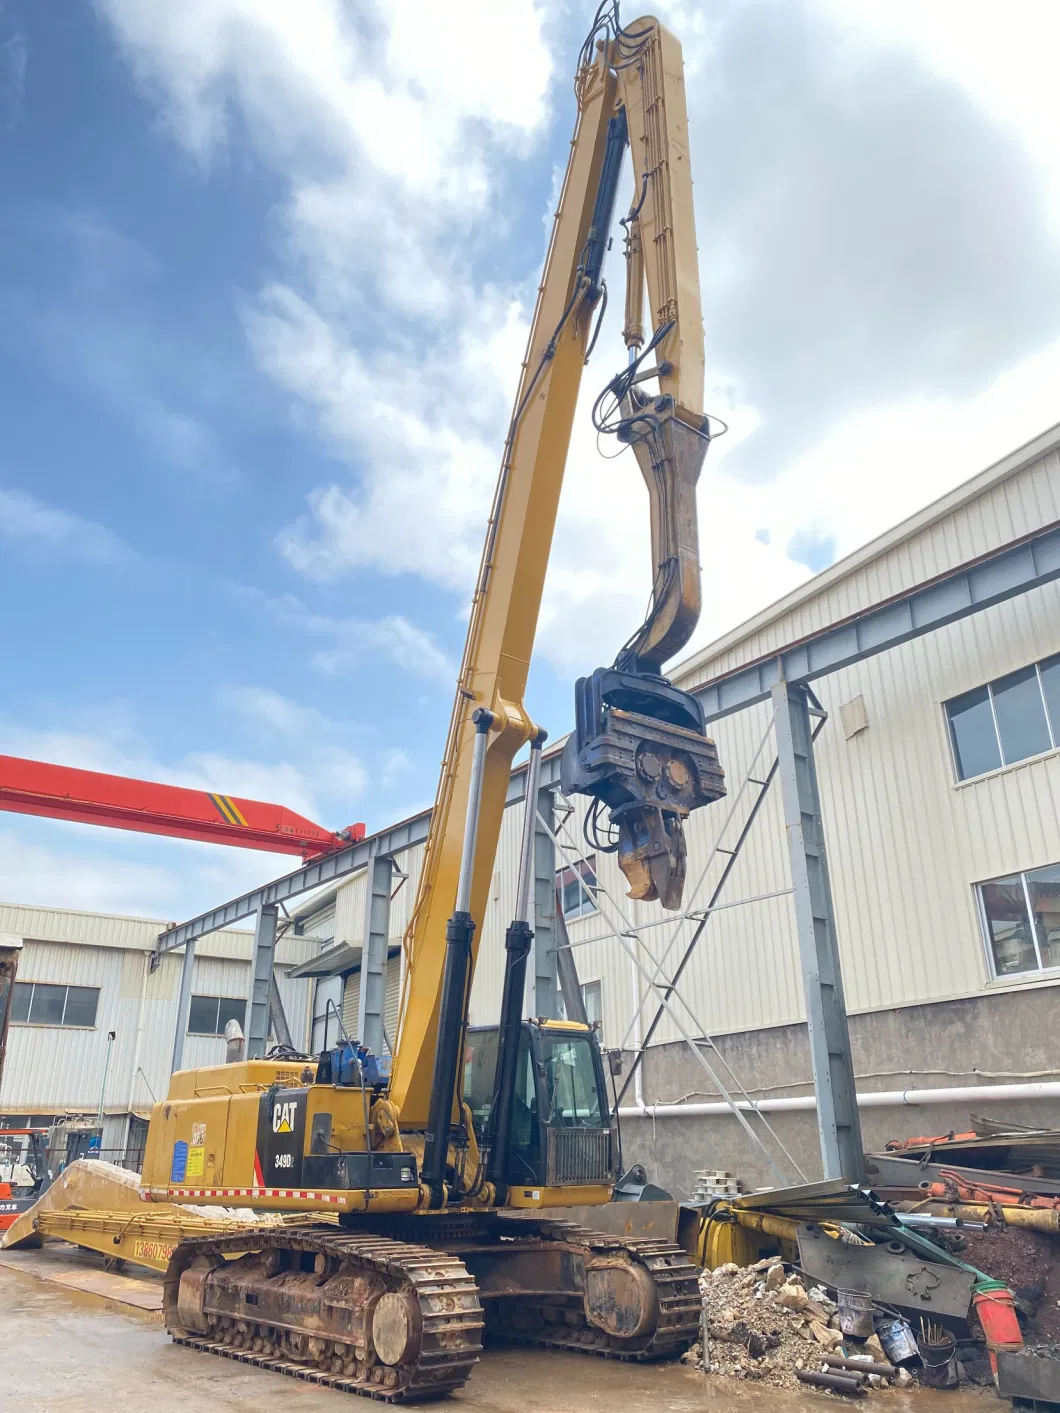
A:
[
  {"xmin": 618, "ymin": 1079, "xmax": 1060, "ymax": 1120},
  {"xmin": 933, "ymin": 1203, "xmax": 1060, "ymax": 1234},
  {"xmin": 896, "ymin": 1213, "xmax": 987, "ymax": 1231},
  {"xmin": 796, "ymin": 1370, "xmax": 865, "ymax": 1396},
  {"xmin": 631, "ymin": 944, "xmax": 646, "ymax": 1113},
  {"xmin": 822, "ymin": 1355, "xmax": 896, "ymax": 1378},
  {"xmin": 97, "ymin": 1029, "xmax": 116, "ymax": 1126},
  {"xmin": 455, "ymin": 711, "xmax": 493, "ymax": 915}
]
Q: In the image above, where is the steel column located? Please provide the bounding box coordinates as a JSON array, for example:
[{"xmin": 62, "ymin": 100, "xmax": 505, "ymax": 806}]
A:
[
  {"xmin": 171, "ymin": 942, "xmax": 195, "ymax": 1074},
  {"xmin": 554, "ymin": 905, "xmax": 588, "ymax": 1024},
  {"xmin": 356, "ymin": 852, "xmax": 394, "ymax": 1055},
  {"xmin": 246, "ymin": 904, "xmax": 279, "ymax": 1060},
  {"xmin": 772, "ymin": 682, "xmax": 864, "ymax": 1182},
  {"xmin": 268, "ymin": 975, "xmax": 293, "ymax": 1050},
  {"xmin": 529, "ymin": 786, "xmax": 559, "ymax": 1018}
]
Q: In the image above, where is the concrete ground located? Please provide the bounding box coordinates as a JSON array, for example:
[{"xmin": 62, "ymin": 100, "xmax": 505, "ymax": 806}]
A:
[{"xmin": 0, "ymin": 1254, "xmax": 993, "ymax": 1413}]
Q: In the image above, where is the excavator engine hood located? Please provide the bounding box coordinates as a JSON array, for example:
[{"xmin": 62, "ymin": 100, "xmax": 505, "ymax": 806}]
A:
[{"xmin": 561, "ymin": 668, "xmax": 725, "ymax": 909}]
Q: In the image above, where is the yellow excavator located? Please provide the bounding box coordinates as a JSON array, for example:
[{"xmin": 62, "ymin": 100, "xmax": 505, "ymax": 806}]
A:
[{"xmin": 140, "ymin": 6, "xmax": 725, "ymax": 1400}]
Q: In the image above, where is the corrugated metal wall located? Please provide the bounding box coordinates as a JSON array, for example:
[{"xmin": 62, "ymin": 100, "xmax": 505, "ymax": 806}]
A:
[
  {"xmin": 0, "ymin": 906, "xmax": 317, "ymax": 1118},
  {"xmin": 341, "ymin": 959, "xmax": 401, "ymax": 1048}
]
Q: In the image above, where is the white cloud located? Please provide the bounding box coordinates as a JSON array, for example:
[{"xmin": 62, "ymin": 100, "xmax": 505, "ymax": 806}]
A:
[
  {"xmin": 266, "ymin": 592, "xmax": 455, "ymax": 687},
  {"xmin": 0, "ymin": 686, "xmax": 370, "ymax": 831},
  {"xmin": 0, "ymin": 822, "xmax": 293, "ymax": 919},
  {"xmin": 0, "ymin": 7, "xmax": 27, "ymax": 131},
  {"xmin": 0, "ymin": 488, "xmax": 131, "ymax": 567},
  {"xmin": 812, "ymin": 0, "xmax": 1060, "ymax": 227},
  {"xmin": 310, "ymin": 618, "xmax": 454, "ymax": 688},
  {"xmin": 379, "ymin": 746, "xmax": 413, "ymax": 791},
  {"xmin": 98, "ymin": 0, "xmax": 1060, "ymax": 683},
  {"xmin": 0, "ymin": 686, "xmax": 381, "ymax": 916},
  {"xmin": 255, "ymin": 284, "xmax": 526, "ymax": 592}
]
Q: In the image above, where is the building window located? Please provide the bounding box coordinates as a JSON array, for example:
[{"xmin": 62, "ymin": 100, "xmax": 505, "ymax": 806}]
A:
[
  {"xmin": 557, "ymin": 855, "xmax": 597, "ymax": 919},
  {"xmin": 947, "ymin": 654, "xmax": 1060, "ymax": 780},
  {"xmin": 187, "ymin": 994, "xmax": 247, "ymax": 1036},
  {"xmin": 581, "ymin": 979, "xmax": 603, "ymax": 1040},
  {"xmin": 10, "ymin": 983, "xmax": 99, "ymax": 1028},
  {"xmin": 978, "ymin": 863, "xmax": 1060, "ymax": 977},
  {"xmin": 556, "ymin": 979, "xmax": 604, "ymax": 1038}
]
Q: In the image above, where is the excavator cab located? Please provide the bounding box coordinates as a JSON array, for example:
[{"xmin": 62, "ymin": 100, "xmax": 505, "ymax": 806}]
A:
[{"xmin": 464, "ymin": 1020, "xmax": 617, "ymax": 1192}]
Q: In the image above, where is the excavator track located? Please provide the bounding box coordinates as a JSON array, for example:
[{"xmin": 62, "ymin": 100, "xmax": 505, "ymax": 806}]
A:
[
  {"xmin": 368, "ymin": 1213, "xmax": 700, "ymax": 1362},
  {"xmin": 478, "ymin": 1216, "xmax": 701, "ymax": 1360},
  {"xmin": 164, "ymin": 1225, "xmax": 484, "ymax": 1402}
]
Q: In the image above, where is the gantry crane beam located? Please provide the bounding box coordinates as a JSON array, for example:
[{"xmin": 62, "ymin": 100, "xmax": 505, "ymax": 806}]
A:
[{"xmin": 0, "ymin": 754, "xmax": 363, "ymax": 861}]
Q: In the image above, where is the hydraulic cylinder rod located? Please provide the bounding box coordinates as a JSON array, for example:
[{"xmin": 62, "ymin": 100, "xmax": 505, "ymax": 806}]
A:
[
  {"xmin": 422, "ymin": 710, "xmax": 494, "ymax": 1204},
  {"xmin": 486, "ymin": 731, "xmax": 546, "ymax": 1192}
]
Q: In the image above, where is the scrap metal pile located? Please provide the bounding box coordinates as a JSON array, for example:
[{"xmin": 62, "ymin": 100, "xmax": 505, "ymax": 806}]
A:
[
  {"xmin": 685, "ymin": 1171, "xmax": 1060, "ymax": 1399},
  {"xmin": 691, "ymin": 1257, "xmax": 918, "ymax": 1393}
]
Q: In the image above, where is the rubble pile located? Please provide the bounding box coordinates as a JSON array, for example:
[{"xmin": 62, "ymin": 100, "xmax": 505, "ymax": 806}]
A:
[{"xmin": 683, "ymin": 1259, "xmax": 915, "ymax": 1392}]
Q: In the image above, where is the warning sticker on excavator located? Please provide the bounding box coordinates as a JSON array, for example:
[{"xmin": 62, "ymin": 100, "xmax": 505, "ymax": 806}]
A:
[
  {"xmin": 170, "ymin": 1140, "xmax": 188, "ymax": 1184},
  {"xmin": 186, "ymin": 1146, "xmax": 205, "ymax": 1179},
  {"xmin": 191, "ymin": 1123, "xmax": 206, "ymax": 1147}
]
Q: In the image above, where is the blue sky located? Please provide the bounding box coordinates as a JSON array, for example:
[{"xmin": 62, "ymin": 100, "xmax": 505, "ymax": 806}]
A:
[{"xmin": 2, "ymin": 0, "xmax": 1060, "ymax": 921}]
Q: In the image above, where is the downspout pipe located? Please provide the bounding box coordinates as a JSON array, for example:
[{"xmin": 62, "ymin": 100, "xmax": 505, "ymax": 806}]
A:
[{"xmin": 618, "ymin": 1080, "xmax": 1060, "ymax": 1121}]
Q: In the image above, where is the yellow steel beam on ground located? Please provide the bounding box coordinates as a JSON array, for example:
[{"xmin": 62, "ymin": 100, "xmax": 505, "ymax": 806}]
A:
[
  {"xmin": 2, "ymin": 1159, "xmax": 335, "ymax": 1272},
  {"xmin": 35, "ymin": 1208, "xmax": 257, "ymax": 1272}
]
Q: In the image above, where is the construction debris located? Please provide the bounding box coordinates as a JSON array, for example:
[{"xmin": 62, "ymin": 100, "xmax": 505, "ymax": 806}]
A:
[{"xmin": 688, "ymin": 1260, "xmax": 913, "ymax": 1392}]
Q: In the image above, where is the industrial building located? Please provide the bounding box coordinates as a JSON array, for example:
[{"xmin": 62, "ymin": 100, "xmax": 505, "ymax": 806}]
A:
[
  {"xmin": 0, "ymin": 903, "xmax": 315, "ymax": 1160},
  {"xmin": 269, "ymin": 420, "xmax": 1060, "ymax": 1196}
]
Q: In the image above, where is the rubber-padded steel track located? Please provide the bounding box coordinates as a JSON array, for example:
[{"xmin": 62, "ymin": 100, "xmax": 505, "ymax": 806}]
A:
[{"xmin": 165, "ymin": 1226, "xmax": 483, "ymax": 1402}]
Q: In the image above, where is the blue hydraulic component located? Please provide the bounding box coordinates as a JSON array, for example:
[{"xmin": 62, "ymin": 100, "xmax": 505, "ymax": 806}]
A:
[{"xmin": 324, "ymin": 1039, "xmax": 390, "ymax": 1088}]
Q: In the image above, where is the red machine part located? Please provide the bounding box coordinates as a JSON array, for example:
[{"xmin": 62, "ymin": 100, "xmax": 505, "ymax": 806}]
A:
[
  {"xmin": 0, "ymin": 1128, "xmax": 49, "ymax": 1232},
  {"xmin": 0, "ymin": 755, "xmax": 364, "ymax": 861},
  {"xmin": 923, "ymin": 1168, "xmax": 1060, "ymax": 1212}
]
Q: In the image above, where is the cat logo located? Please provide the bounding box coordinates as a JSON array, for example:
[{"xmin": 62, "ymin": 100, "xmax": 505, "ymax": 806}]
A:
[{"xmin": 273, "ymin": 1100, "xmax": 298, "ymax": 1134}]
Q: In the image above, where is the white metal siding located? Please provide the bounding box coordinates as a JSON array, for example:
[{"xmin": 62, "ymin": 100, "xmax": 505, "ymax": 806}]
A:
[
  {"xmin": 0, "ymin": 932, "xmax": 313, "ymax": 1117},
  {"xmin": 0, "ymin": 902, "xmax": 316, "ymax": 965},
  {"xmin": 339, "ymin": 957, "xmax": 402, "ymax": 1051},
  {"xmin": 679, "ymin": 439, "xmax": 1060, "ymax": 690}
]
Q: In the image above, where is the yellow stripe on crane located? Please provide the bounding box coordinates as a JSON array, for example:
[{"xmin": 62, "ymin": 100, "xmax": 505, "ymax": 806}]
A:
[{"xmin": 209, "ymin": 793, "xmax": 248, "ymax": 827}]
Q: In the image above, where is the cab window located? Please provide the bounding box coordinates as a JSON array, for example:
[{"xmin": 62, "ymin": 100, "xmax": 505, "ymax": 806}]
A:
[
  {"xmin": 539, "ymin": 1033, "xmax": 603, "ymax": 1128},
  {"xmin": 462, "ymin": 1028, "xmax": 499, "ymax": 1141}
]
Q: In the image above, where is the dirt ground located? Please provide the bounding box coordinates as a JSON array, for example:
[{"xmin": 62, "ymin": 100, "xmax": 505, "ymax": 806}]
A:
[
  {"xmin": 958, "ymin": 1226, "xmax": 1060, "ymax": 1342},
  {"xmin": 0, "ymin": 1257, "xmax": 999, "ymax": 1413}
]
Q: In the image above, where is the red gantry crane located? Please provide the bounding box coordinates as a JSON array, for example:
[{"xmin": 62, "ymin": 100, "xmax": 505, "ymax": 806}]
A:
[{"xmin": 0, "ymin": 755, "xmax": 364, "ymax": 861}]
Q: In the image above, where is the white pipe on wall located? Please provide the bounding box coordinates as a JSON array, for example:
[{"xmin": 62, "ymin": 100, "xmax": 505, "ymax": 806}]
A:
[
  {"xmin": 630, "ymin": 945, "xmax": 646, "ymax": 1112},
  {"xmin": 618, "ymin": 1079, "xmax": 1060, "ymax": 1121}
]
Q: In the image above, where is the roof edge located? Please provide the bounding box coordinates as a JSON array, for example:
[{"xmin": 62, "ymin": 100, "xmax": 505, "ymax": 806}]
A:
[{"xmin": 675, "ymin": 417, "xmax": 1060, "ymax": 684}]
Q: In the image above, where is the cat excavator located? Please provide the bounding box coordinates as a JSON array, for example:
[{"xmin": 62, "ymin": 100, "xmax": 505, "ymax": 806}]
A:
[{"xmin": 140, "ymin": 7, "xmax": 725, "ymax": 1400}]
